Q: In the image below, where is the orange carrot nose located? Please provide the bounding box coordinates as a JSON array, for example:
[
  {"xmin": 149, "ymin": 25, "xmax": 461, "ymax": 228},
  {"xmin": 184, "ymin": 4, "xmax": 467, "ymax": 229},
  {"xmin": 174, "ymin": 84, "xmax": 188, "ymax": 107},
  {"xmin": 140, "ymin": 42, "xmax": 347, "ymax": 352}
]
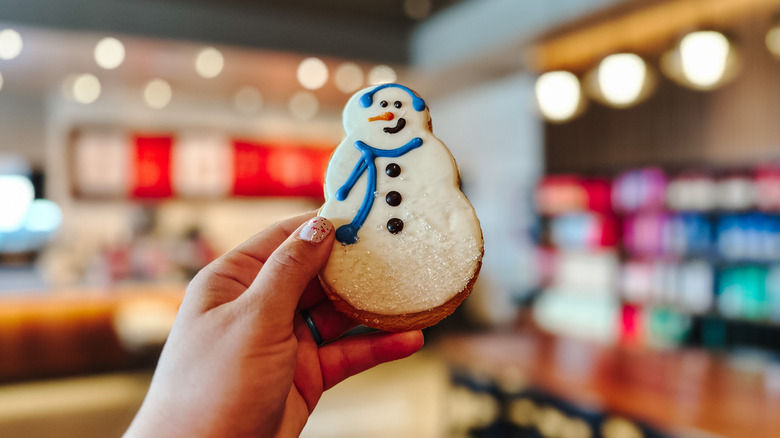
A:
[{"xmin": 368, "ymin": 112, "xmax": 394, "ymax": 122}]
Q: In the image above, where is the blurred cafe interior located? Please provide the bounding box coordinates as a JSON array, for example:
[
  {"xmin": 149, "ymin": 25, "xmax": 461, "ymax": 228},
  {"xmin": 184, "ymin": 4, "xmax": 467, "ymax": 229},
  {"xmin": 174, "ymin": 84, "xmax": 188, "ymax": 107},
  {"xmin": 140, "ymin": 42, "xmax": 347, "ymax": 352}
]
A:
[{"xmin": 3, "ymin": 0, "xmax": 780, "ymax": 436}]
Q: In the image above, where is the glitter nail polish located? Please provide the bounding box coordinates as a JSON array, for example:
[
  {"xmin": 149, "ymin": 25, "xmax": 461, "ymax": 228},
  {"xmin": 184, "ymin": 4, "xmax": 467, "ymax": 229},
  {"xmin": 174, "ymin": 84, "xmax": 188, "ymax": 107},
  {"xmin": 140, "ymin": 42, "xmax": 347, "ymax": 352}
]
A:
[{"xmin": 298, "ymin": 217, "xmax": 333, "ymax": 244}]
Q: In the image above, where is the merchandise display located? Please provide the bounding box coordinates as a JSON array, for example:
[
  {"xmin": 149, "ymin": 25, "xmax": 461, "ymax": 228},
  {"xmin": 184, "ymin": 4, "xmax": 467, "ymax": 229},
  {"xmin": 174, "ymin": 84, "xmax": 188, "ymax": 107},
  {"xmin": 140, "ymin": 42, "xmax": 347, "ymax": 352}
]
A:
[{"xmin": 535, "ymin": 165, "xmax": 780, "ymax": 351}]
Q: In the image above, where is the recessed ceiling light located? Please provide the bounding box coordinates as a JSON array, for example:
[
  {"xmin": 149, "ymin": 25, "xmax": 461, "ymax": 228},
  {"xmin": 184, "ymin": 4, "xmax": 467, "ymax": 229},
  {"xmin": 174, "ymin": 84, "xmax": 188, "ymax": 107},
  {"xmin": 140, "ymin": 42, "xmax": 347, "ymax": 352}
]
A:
[
  {"xmin": 233, "ymin": 86, "xmax": 263, "ymax": 115},
  {"xmin": 297, "ymin": 57, "xmax": 328, "ymax": 90},
  {"xmin": 0, "ymin": 29, "xmax": 23, "ymax": 60},
  {"xmin": 144, "ymin": 79, "xmax": 172, "ymax": 109},
  {"xmin": 680, "ymin": 31, "xmax": 731, "ymax": 89},
  {"xmin": 766, "ymin": 24, "xmax": 780, "ymax": 58},
  {"xmin": 94, "ymin": 37, "xmax": 125, "ymax": 70},
  {"xmin": 334, "ymin": 62, "xmax": 364, "ymax": 93},
  {"xmin": 289, "ymin": 90, "xmax": 319, "ymax": 121},
  {"xmin": 195, "ymin": 47, "xmax": 224, "ymax": 79},
  {"xmin": 72, "ymin": 73, "xmax": 101, "ymax": 104},
  {"xmin": 662, "ymin": 30, "xmax": 737, "ymax": 91},
  {"xmin": 596, "ymin": 53, "xmax": 647, "ymax": 108},
  {"xmin": 367, "ymin": 65, "xmax": 397, "ymax": 85},
  {"xmin": 535, "ymin": 71, "xmax": 582, "ymax": 122}
]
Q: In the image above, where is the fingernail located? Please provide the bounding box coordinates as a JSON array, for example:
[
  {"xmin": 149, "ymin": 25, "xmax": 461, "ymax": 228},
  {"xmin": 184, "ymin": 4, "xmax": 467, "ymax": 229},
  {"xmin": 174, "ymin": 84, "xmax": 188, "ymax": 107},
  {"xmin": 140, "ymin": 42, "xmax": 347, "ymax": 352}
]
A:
[{"xmin": 298, "ymin": 217, "xmax": 333, "ymax": 244}]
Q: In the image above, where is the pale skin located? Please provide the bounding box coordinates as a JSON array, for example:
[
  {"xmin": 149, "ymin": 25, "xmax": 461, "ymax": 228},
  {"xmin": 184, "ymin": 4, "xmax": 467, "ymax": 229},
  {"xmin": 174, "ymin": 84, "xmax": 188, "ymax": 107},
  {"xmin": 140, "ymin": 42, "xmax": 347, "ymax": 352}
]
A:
[{"xmin": 124, "ymin": 212, "xmax": 425, "ymax": 437}]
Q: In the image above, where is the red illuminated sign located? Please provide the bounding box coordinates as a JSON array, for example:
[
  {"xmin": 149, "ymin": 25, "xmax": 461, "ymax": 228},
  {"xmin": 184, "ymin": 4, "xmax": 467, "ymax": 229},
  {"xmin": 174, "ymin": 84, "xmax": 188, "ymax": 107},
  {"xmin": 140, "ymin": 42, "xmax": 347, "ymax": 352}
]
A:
[
  {"xmin": 72, "ymin": 130, "xmax": 332, "ymax": 200},
  {"xmin": 132, "ymin": 135, "xmax": 173, "ymax": 198}
]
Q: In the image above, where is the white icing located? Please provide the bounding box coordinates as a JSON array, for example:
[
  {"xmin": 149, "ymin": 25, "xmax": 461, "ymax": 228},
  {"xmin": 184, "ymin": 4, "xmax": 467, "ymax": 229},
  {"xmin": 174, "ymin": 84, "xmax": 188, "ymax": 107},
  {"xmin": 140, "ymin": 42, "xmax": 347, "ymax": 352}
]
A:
[{"xmin": 320, "ymin": 85, "xmax": 483, "ymax": 315}]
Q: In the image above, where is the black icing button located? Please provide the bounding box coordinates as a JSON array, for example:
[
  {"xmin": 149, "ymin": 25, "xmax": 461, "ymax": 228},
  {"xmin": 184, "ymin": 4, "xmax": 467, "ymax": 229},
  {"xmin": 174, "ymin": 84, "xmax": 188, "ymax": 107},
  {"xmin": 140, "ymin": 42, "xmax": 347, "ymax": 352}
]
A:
[
  {"xmin": 385, "ymin": 163, "xmax": 401, "ymax": 178},
  {"xmin": 385, "ymin": 191, "xmax": 402, "ymax": 206},
  {"xmin": 387, "ymin": 218, "xmax": 404, "ymax": 234}
]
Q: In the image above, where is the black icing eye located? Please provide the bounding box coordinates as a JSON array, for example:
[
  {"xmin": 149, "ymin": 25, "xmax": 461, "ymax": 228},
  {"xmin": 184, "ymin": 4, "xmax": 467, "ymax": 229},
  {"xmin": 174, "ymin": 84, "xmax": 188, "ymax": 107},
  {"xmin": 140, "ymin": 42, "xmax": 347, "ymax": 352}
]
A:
[
  {"xmin": 380, "ymin": 100, "xmax": 388, "ymax": 108},
  {"xmin": 394, "ymin": 101, "xmax": 402, "ymax": 109}
]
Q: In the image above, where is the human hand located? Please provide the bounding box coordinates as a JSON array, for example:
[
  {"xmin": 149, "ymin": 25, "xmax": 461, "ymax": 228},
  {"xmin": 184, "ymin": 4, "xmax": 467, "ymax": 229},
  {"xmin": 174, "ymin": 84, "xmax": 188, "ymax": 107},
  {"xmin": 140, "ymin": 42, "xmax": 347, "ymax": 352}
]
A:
[{"xmin": 124, "ymin": 212, "xmax": 425, "ymax": 437}]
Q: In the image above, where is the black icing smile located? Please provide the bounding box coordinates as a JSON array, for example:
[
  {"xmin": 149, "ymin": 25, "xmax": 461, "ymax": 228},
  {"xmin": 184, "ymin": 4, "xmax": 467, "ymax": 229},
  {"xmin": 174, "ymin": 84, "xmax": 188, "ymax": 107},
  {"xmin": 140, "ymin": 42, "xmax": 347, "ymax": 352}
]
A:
[{"xmin": 383, "ymin": 118, "xmax": 406, "ymax": 134}]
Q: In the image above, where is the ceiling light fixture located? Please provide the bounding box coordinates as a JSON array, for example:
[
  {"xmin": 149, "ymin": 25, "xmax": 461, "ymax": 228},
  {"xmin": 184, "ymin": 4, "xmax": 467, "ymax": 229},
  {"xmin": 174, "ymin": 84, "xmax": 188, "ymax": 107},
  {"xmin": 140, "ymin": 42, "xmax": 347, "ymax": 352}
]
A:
[
  {"xmin": 367, "ymin": 65, "xmax": 397, "ymax": 85},
  {"xmin": 0, "ymin": 29, "xmax": 23, "ymax": 60},
  {"xmin": 144, "ymin": 78, "xmax": 172, "ymax": 109},
  {"xmin": 334, "ymin": 62, "xmax": 364, "ymax": 93},
  {"xmin": 297, "ymin": 57, "xmax": 328, "ymax": 90},
  {"xmin": 661, "ymin": 30, "xmax": 738, "ymax": 91},
  {"xmin": 766, "ymin": 20, "xmax": 780, "ymax": 59},
  {"xmin": 233, "ymin": 86, "xmax": 263, "ymax": 115},
  {"xmin": 535, "ymin": 71, "xmax": 583, "ymax": 122},
  {"xmin": 680, "ymin": 31, "xmax": 731, "ymax": 88},
  {"xmin": 72, "ymin": 73, "xmax": 102, "ymax": 104},
  {"xmin": 195, "ymin": 47, "xmax": 225, "ymax": 79},
  {"xmin": 94, "ymin": 37, "xmax": 125, "ymax": 70},
  {"xmin": 289, "ymin": 90, "xmax": 319, "ymax": 121},
  {"xmin": 591, "ymin": 53, "xmax": 652, "ymax": 108}
]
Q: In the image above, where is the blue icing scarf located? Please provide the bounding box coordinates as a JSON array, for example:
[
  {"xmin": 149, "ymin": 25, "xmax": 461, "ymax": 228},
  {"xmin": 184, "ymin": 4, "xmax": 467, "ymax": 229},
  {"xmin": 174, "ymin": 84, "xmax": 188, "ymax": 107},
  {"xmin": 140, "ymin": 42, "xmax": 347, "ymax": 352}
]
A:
[{"xmin": 335, "ymin": 137, "xmax": 423, "ymax": 244}]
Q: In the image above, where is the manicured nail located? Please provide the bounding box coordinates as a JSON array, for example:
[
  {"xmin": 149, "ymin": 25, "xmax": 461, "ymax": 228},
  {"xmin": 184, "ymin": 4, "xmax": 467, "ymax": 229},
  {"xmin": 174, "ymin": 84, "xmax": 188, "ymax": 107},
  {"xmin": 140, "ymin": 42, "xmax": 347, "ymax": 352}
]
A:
[{"xmin": 298, "ymin": 217, "xmax": 333, "ymax": 244}]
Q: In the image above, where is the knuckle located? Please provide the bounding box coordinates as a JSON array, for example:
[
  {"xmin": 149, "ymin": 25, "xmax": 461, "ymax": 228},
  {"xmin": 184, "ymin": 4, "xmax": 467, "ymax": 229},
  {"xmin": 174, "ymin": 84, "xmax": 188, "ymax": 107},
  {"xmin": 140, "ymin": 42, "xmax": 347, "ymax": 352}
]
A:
[{"xmin": 269, "ymin": 246, "xmax": 308, "ymax": 272}]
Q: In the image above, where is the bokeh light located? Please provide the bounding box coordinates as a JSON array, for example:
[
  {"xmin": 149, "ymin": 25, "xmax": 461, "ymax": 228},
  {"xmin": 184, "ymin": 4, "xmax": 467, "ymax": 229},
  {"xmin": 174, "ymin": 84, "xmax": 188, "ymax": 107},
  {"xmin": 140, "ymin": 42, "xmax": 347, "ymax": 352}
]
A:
[
  {"xmin": 195, "ymin": 47, "xmax": 224, "ymax": 79},
  {"xmin": 297, "ymin": 57, "xmax": 328, "ymax": 90},
  {"xmin": 0, "ymin": 175, "xmax": 34, "ymax": 232},
  {"xmin": 72, "ymin": 73, "xmax": 101, "ymax": 104},
  {"xmin": 535, "ymin": 71, "xmax": 582, "ymax": 122},
  {"xmin": 24, "ymin": 199, "xmax": 63, "ymax": 233},
  {"xmin": 596, "ymin": 53, "xmax": 647, "ymax": 107},
  {"xmin": 0, "ymin": 29, "xmax": 23, "ymax": 60},
  {"xmin": 334, "ymin": 62, "xmax": 364, "ymax": 93},
  {"xmin": 680, "ymin": 31, "xmax": 731, "ymax": 89},
  {"xmin": 233, "ymin": 86, "xmax": 263, "ymax": 115},
  {"xmin": 288, "ymin": 90, "xmax": 319, "ymax": 121},
  {"xmin": 766, "ymin": 23, "xmax": 780, "ymax": 58},
  {"xmin": 143, "ymin": 78, "xmax": 172, "ymax": 109},
  {"xmin": 367, "ymin": 65, "xmax": 397, "ymax": 85},
  {"xmin": 94, "ymin": 37, "xmax": 125, "ymax": 70}
]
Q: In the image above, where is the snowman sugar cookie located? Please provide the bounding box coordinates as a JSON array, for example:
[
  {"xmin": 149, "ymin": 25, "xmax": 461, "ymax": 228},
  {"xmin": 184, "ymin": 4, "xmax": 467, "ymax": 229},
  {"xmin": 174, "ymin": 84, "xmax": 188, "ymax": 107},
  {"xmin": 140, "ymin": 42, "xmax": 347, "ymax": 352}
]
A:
[{"xmin": 319, "ymin": 83, "xmax": 483, "ymax": 332}]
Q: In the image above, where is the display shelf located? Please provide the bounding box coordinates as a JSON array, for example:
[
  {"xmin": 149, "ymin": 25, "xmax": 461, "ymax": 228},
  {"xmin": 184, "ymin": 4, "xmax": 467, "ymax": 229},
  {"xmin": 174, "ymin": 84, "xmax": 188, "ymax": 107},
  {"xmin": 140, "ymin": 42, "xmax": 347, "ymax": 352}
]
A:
[{"xmin": 534, "ymin": 168, "xmax": 780, "ymax": 353}]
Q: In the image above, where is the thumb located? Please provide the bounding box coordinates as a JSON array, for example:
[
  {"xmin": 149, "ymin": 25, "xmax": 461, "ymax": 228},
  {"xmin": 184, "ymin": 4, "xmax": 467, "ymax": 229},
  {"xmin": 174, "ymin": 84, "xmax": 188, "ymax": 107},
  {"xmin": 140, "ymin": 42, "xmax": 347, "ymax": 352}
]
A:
[{"xmin": 240, "ymin": 216, "xmax": 334, "ymax": 327}]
